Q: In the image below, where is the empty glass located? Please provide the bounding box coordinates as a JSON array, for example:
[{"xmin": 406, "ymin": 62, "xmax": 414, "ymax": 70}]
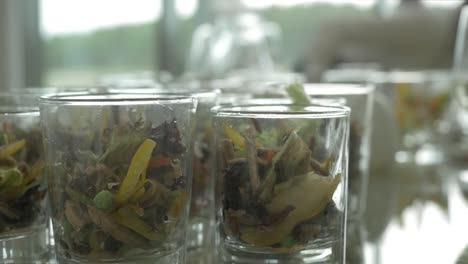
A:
[
  {"xmin": 213, "ymin": 104, "xmax": 349, "ymax": 263},
  {"xmin": 39, "ymin": 93, "xmax": 196, "ymax": 264}
]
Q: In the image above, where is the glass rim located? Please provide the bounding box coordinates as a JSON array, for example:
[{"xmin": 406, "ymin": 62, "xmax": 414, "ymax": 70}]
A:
[
  {"xmin": 39, "ymin": 92, "xmax": 196, "ymax": 106},
  {"xmin": 212, "ymin": 103, "xmax": 350, "ymax": 119},
  {"xmin": 0, "ymin": 93, "xmax": 40, "ymax": 114},
  {"xmin": 303, "ymin": 83, "xmax": 374, "ymax": 96},
  {"xmin": 0, "ymin": 106, "xmax": 39, "ymax": 116},
  {"xmin": 370, "ymin": 70, "xmax": 426, "ymax": 84},
  {"xmin": 107, "ymin": 87, "xmax": 220, "ymax": 100},
  {"xmin": 234, "ymin": 97, "xmax": 347, "ymax": 106}
]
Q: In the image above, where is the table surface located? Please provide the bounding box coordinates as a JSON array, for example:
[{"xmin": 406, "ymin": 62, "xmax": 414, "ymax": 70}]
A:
[{"xmin": 364, "ymin": 156, "xmax": 468, "ymax": 264}]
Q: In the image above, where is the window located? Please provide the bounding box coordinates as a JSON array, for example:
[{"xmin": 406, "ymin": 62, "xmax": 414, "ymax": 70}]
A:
[{"xmin": 40, "ymin": 0, "xmax": 161, "ymax": 86}]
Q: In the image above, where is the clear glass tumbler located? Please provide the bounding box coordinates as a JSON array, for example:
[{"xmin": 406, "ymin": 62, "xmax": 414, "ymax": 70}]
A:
[
  {"xmin": 0, "ymin": 94, "xmax": 50, "ymax": 263},
  {"xmin": 213, "ymin": 104, "xmax": 350, "ymax": 263},
  {"xmin": 39, "ymin": 93, "xmax": 196, "ymax": 264},
  {"xmin": 106, "ymin": 85, "xmax": 219, "ymax": 263}
]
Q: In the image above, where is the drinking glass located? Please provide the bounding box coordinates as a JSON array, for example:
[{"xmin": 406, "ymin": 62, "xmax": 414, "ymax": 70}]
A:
[
  {"xmin": 39, "ymin": 93, "xmax": 196, "ymax": 264},
  {"xmin": 0, "ymin": 94, "xmax": 50, "ymax": 263},
  {"xmin": 213, "ymin": 104, "xmax": 350, "ymax": 263},
  {"xmin": 106, "ymin": 85, "xmax": 219, "ymax": 264}
]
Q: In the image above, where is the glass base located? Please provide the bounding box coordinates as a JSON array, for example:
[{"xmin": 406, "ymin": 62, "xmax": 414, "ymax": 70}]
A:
[
  {"xmin": 187, "ymin": 248, "xmax": 213, "ymax": 264},
  {"xmin": 187, "ymin": 218, "xmax": 212, "ymax": 250},
  {"xmin": 346, "ymin": 222, "xmax": 365, "ymax": 264},
  {"xmin": 0, "ymin": 224, "xmax": 51, "ymax": 263},
  {"xmin": 219, "ymin": 240, "xmax": 341, "ymax": 264},
  {"xmin": 56, "ymin": 246, "xmax": 185, "ymax": 264},
  {"xmin": 186, "ymin": 218, "xmax": 214, "ymax": 264}
]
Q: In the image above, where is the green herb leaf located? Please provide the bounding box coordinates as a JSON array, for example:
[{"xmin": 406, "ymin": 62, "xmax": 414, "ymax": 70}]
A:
[{"xmin": 286, "ymin": 83, "xmax": 311, "ymax": 105}]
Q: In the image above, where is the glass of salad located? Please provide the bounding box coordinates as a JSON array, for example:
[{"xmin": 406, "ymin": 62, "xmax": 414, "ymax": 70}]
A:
[
  {"xmin": 213, "ymin": 103, "xmax": 350, "ymax": 263},
  {"xmin": 0, "ymin": 94, "xmax": 50, "ymax": 263},
  {"xmin": 39, "ymin": 93, "xmax": 196, "ymax": 264},
  {"xmin": 107, "ymin": 84, "xmax": 220, "ymax": 263}
]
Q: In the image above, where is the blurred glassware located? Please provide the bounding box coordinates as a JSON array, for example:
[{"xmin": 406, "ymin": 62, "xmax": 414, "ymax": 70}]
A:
[
  {"xmin": 371, "ymin": 71, "xmax": 433, "ymax": 160},
  {"xmin": 454, "ymin": 3, "xmax": 468, "ymax": 109},
  {"xmin": 218, "ymin": 83, "xmax": 372, "ymax": 264},
  {"xmin": 301, "ymin": 84, "xmax": 374, "ymax": 223},
  {"xmin": 442, "ymin": 99, "xmax": 468, "ymax": 167},
  {"xmin": 0, "ymin": 93, "xmax": 50, "ymax": 263},
  {"xmin": 450, "ymin": 3, "xmax": 468, "ymax": 167},
  {"xmin": 320, "ymin": 70, "xmax": 399, "ymax": 263},
  {"xmin": 414, "ymin": 71, "xmax": 452, "ymax": 166},
  {"xmin": 185, "ymin": 0, "xmax": 304, "ymax": 88},
  {"xmin": 322, "ymin": 63, "xmax": 382, "ymax": 84},
  {"xmin": 97, "ymin": 71, "xmax": 165, "ymax": 91},
  {"xmin": 302, "ymin": 84, "xmax": 374, "ymax": 264}
]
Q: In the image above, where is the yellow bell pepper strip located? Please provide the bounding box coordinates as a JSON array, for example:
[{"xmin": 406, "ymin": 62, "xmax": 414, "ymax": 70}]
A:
[
  {"xmin": 131, "ymin": 186, "xmax": 145, "ymax": 202},
  {"xmin": 139, "ymin": 179, "xmax": 157, "ymax": 204},
  {"xmin": 224, "ymin": 125, "xmax": 245, "ymax": 150},
  {"xmin": 22, "ymin": 161, "xmax": 44, "ymax": 186},
  {"xmin": 115, "ymin": 139, "xmax": 156, "ymax": 205},
  {"xmin": 240, "ymin": 172, "xmax": 341, "ymax": 246},
  {"xmin": 130, "ymin": 171, "xmax": 147, "ymax": 202},
  {"xmin": 87, "ymin": 206, "xmax": 150, "ymax": 250},
  {"xmin": 168, "ymin": 191, "xmax": 186, "ymax": 219},
  {"xmin": 125, "ymin": 204, "xmax": 144, "ymax": 217},
  {"xmin": 112, "ymin": 207, "xmax": 163, "ymax": 241},
  {"xmin": 0, "ymin": 139, "xmax": 26, "ymax": 159}
]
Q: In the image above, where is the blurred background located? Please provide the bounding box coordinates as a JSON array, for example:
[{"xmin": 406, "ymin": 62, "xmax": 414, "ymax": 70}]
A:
[
  {"xmin": 0, "ymin": 0, "xmax": 463, "ymax": 88},
  {"xmin": 2, "ymin": 1, "xmax": 468, "ymax": 264}
]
